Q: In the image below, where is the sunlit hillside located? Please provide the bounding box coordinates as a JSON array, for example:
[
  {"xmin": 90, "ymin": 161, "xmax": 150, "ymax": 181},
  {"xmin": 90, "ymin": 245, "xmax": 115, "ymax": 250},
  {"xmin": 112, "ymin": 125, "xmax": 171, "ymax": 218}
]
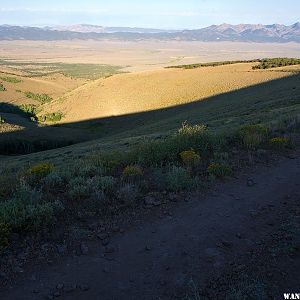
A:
[{"xmin": 43, "ymin": 63, "xmax": 297, "ymax": 123}]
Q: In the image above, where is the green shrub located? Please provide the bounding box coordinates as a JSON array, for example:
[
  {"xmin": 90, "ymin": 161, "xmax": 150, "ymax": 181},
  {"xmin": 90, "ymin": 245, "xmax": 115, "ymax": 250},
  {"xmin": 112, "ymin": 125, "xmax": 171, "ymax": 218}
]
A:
[
  {"xmin": 174, "ymin": 122, "xmax": 214, "ymax": 156},
  {"xmin": 77, "ymin": 164, "xmax": 99, "ymax": 178},
  {"xmin": 0, "ymin": 173, "xmax": 18, "ymax": 199},
  {"xmin": 67, "ymin": 177, "xmax": 91, "ymax": 200},
  {"xmin": 89, "ymin": 176, "xmax": 115, "ymax": 194},
  {"xmin": 94, "ymin": 151, "xmax": 126, "ymax": 173},
  {"xmin": 167, "ymin": 59, "xmax": 259, "ymax": 70},
  {"xmin": 165, "ymin": 166, "xmax": 197, "ymax": 192},
  {"xmin": 38, "ymin": 112, "xmax": 63, "ymax": 123},
  {"xmin": 0, "ymin": 222, "xmax": 11, "ymax": 251},
  {"xmin": 239, "ymin": 124, "xmax": 268, "ymax": 150},
  {"xmin": 207, "ymin": 162, "xmax": 232, "ymax": 179},
  {"xmin": 0, "ymin": 185, "xmax": 63, "ymax": 232},
  {"xmin": 19, "ymin": 104, "xmax": 39, "ymax": 120},
  {"xmin": 253, "ymin": 58, "xmax": 300, "ymax": 70},
  {"xmin": 0, "ymin": 76, "xmax": 22, "ymax": 83},
  {"xmin": 41, "ymin": 172, "xmax": 64, "ymax": 192},
  {"xmin": 24, "ymin": 92, "xmax": 52, "ymax": 104},
  {"xmin": 0, "ymin": 83, "xmax": 6, "ymax": 91}
]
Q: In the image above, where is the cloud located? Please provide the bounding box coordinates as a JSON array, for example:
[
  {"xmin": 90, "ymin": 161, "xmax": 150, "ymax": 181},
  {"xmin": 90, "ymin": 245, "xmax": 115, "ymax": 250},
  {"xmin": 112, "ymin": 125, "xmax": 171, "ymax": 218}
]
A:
[
  {"xmin": 0, "ymin": 7, "xmax": 108, "ymax": 13},
  {"xmin": 0, "ymin": 7, "xmax": 206, "ymax": 17}
]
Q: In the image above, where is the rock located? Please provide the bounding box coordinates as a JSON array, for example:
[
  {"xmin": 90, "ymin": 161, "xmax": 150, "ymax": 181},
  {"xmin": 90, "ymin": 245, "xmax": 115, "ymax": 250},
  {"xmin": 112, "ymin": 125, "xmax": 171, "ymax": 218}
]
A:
[
  {"xmin": 181, "ymin": 251, "xmax": 188, "ymax": 256},
  {"xmin": 97, "ymin": 233, "xmax": 109, "ymax": 240},
  {"xmin": 88, "ymin": 222, "xmax": 98, "ymax": 230},
  {"xmin": 10, "ymin": 233, "xmax": 20, "ymax": 242},
  {"xmin": 56, "ymin": 283, "xmax": 64, "ymax": 290},
  {"xmin": 169, "ymin": 194, "xmax": 180, "ymax": 202},
  {"xmin": 101, "ymin": 238, "xmax": 110, "ymax": 246},
  {"xmin": 153, "ymin": 200, "xmax": 162, "ymax": 207},
  {"xmin": 221, "ymin": 240, "xmax": 232, "ymax": 248},
  {"xmin": 144, "ymin": 195, "xmax": 161, "ymax": 207},
  {"xmin": 204, "ymin": 248, "xmax": 221, "ymax": 259},
  {"xmin": 256, "ymin": 149, "xmax": 268, "ymax": 159},
  {"xmin": 247, "ymin": 178, "xmax": 255, "ymax": 187},
  {"xmin": 30, "ymin": 274, "xmax": 37, "ymax": 281},
  {"xmin": 159, "ymin": 279, "xmax": 167, "ymax": 286},
  {"xmin": 13, "ymin": 266, "xmax": 24, "ymax": 273},
  {"xmin": 112, "ymin": 225, "xmax": 120, "ymax": 232},
  {"xmin": 286, "ymin": 154, "xmax": 297, "ymax": 159},
  {"xmin": 104, "ymin": 246, "xmax": 115, "ymax": 254},
  {"xmin": 56, "ymin": 244, "xmax": 67, "ymax": 255},
  {"xmin": 79, "ymin": 284, "xmax": 90, "ymax": 291},
  {"xmin": 63, "ymin": 284, "xmax": 77, "ymax": 293},
  {"xmin": 236, "ymin": 233, "xmax": 242, "ymax": 239},
  {"xmin": 80, "ymin": 243, "xmax": 89, "ymax": 255},
  {"xmin": 53, "ymin": 291, "xmax": 61, "ymax": 297},
  {"xmin": 145, "ymin": 246, "xmax": 152, "ymax": 251}
]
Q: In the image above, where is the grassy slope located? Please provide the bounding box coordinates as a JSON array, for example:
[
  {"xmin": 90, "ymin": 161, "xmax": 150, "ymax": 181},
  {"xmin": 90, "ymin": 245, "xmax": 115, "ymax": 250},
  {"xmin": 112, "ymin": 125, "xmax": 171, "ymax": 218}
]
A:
[{"xmin": 44, "ymin": 63, "xmax": 295, "ymax": 123}]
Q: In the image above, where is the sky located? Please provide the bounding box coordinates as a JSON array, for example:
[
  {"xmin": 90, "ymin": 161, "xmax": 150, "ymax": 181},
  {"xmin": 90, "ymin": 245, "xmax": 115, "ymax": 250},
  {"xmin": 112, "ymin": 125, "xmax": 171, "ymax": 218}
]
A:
[{"xmin": 0, "ymin": 0, "xmax": 299, "ymax": 29}]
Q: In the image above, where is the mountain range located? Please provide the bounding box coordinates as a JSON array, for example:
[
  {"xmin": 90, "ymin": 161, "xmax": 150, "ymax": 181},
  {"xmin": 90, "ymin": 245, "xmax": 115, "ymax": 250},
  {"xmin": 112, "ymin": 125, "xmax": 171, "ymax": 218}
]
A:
[{"xmin": 0, "ymin": 23, "xmax": 299, "ymax": 42}]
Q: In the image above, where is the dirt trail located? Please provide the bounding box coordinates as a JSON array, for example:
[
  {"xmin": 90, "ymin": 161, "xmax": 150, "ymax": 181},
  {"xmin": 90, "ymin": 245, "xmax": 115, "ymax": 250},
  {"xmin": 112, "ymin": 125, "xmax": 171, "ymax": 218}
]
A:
[{"xmin": 1, "ymin": 154, "xmax": 300, "ymax": 300}]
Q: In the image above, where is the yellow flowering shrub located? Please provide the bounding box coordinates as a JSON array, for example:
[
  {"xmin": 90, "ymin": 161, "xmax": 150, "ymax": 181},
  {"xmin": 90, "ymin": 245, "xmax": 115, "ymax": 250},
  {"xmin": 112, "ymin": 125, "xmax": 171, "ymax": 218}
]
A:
[
  {"xmin": 28, "ymin": 162, "xmax": 54, "ymax": 178},
  {"xmin": 180, "ymin": 150, "xmax": 201, "ymax": 167},
  {"xmin": 269, "ymin": 137, "xmax": 290, "ymax": 150},
  {"xmin": 122, "ymin": 165, "xmax": 143, "ymax": 179},
  {"xmin": 207, "ymin": 162, "xmax": 231, "ymax": 179}
]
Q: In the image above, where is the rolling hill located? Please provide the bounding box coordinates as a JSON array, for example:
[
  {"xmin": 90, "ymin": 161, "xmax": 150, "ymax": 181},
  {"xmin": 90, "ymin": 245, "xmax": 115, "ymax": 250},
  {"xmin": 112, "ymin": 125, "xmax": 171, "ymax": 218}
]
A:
[{"xmin": 42, "ymin": 62, "xmax": 297, "ymax": 123}]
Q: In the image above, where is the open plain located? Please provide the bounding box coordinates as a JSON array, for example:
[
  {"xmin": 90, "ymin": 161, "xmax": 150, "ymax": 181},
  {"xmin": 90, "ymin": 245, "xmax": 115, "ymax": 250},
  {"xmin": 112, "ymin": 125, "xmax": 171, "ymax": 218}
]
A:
[{"xmin": 1, "ymin": 40, "xmax": 300, "ymax": 72}]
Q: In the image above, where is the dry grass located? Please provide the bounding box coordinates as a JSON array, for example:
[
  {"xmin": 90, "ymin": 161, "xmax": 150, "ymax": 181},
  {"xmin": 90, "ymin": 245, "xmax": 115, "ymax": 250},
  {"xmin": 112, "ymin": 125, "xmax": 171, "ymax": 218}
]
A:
[
  {"xmin": 45, "ymin": 63, "xmax": 296, "ymax": 123},
  {"xmin": 0, "ymin": 72, "xmax": 85, "ymax": 106}
]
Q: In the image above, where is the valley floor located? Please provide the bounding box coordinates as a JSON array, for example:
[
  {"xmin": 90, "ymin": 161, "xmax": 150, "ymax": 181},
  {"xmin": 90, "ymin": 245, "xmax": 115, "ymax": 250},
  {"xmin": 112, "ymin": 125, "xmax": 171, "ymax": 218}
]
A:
[{"xmin": 1, "ymin": 151, "xmax": 299, "ymax": 299}]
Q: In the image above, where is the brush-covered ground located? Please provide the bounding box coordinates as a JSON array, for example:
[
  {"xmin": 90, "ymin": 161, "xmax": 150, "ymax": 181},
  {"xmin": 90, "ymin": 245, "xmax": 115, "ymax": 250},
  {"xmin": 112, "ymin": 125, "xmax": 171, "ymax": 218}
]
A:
[{"xmin": 0, "ymin": 58, "xmax": 300, "ymax": 299}]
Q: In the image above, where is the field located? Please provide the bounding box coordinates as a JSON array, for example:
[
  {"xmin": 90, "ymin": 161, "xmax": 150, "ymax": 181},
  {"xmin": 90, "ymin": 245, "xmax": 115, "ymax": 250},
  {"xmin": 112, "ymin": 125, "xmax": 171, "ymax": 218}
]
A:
[{"xmin": 1, "ymin": 40, "xmax": 300, "ymax": 72}]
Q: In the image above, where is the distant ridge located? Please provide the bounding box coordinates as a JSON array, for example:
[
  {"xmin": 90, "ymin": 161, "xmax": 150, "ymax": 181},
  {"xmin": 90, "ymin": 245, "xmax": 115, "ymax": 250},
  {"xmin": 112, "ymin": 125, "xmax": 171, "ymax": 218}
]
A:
[
  {"xmin": 48, "ymin": 24, "xmax": 179, "ymax": 34},
  {"xmin": 0, "ymin": 23, "xmax": 299, "ymax": 42}
]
